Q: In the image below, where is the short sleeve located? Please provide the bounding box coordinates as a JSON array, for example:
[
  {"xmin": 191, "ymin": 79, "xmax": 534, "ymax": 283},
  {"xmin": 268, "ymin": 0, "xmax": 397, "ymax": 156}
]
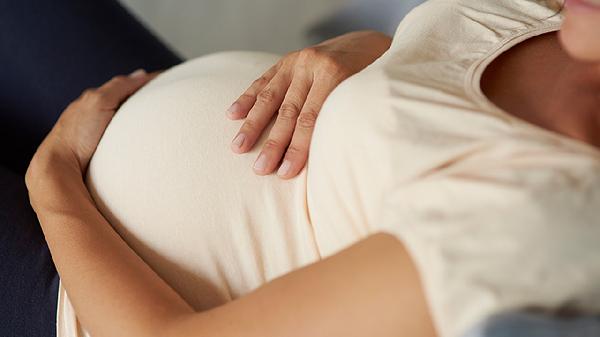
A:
[{"xmin": 378, "ymin": 150, "xmax": 600, "ymax": 337}]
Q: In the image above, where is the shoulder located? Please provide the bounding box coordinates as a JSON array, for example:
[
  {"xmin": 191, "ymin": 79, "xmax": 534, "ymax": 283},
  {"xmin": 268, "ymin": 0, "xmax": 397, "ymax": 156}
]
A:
[
  {"xmin": 394, "ymin": 0, "xmax": 563, "ymax": 33},
  {"xmin": 386, "ymin": 0, "xmax": 564, "ymax": 75},
  {"xmin": 378, "ymin": 141, "xmax": 600, "ymax": 337}
]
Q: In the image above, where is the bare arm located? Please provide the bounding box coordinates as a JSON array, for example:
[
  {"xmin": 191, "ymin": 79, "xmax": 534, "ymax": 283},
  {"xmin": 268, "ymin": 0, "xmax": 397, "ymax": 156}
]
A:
[
  {"xmin": 27, "ymin": 149, "xmax": 193, "ymax": 336},
  {"xmin": 26, "ymin": 70, "xmax": 436, "ymax": 337}
]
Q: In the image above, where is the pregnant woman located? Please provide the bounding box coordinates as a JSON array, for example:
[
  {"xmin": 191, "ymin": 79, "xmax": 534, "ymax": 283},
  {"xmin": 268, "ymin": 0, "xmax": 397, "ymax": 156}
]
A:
[{"xmin": 13, "ymin": 0, "xmax": 600, "ymax": 336}]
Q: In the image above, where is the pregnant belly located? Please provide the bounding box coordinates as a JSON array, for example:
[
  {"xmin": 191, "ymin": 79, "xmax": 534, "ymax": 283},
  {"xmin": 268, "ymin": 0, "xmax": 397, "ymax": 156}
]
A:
[{"xmin": 85, "ymin": 52, "xmax": 320, "ymax": 310}]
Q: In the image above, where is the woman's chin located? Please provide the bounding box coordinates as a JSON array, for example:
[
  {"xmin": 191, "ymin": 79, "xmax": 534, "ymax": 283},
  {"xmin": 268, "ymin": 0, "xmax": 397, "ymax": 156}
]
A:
[{"xmin": 559, "ymin": 12, "xmax": 600, "ymax": 62}]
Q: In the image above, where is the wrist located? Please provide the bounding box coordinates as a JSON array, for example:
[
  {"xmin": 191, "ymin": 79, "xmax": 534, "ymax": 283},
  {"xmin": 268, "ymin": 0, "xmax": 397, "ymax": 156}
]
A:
[
  {"xmin": 361, "ymin": 29, "xmax": 392, "ymax": 41},
  {"xmin": 361, "ymin": 30, "xmax": 393, "ymax": 53},
  {"xmin": 25, "ymin": 138, "xmax": 84, "ymax": 202}
]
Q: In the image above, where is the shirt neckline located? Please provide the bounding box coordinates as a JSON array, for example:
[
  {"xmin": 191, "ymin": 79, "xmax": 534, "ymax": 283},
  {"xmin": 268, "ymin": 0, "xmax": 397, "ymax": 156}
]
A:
[{"xmin": 464, "ymin": 21, "xmax": 600, "ymax": 159}]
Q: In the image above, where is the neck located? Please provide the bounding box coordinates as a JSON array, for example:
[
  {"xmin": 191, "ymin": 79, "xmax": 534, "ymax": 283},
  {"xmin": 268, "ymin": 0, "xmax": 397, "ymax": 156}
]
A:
[{"xmin": 481, "ymin": 32, "xmax": 600, "ymax": 147}]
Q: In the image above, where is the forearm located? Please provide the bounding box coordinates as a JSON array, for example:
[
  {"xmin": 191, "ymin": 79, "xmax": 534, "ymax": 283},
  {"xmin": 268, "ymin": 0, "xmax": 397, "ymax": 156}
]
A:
[
  {"xmin": 26, "ymin": 146, "xmax": 193, "ymax": 337},
  {"xmin": 25, "ymin": 145, "xmax": 435, "ymax": 337},
  {"xmin": 319, "ymin": 30, "xmax": 392, "ymax": 60}
]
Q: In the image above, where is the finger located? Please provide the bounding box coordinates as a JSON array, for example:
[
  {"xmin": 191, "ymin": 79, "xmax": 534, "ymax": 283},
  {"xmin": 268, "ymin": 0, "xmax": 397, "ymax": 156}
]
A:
[
  {"xmin": 231, "ymin": 71, "xmax": 290, "ymax": 154},
  {"xmin": 227, "ymin": 65, "xmax": 278, "ymax": 120},
  {"xmin": 277, "ymin": 81, "xmax": 333, "ymax": 179},
  {"xmin": 253, "ymin": 72, "xmax": 312, "ymax": 175},
  {"xmin": 92, "ymin": 69, "xmax": 155, "ymax": 110}
]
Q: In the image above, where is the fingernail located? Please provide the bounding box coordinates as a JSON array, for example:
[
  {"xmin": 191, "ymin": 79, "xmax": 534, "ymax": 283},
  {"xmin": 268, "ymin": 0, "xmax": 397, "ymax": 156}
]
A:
[
  {"xmin": 277, "ymin": 160, "xmax": 292, "ymax": 177},
  {"xmin": 227, "ymin": 102, "xmax": 241, "ymax": 116},
  {"xmin": 129, "ymin": 69, "xmax": 146, "ymax": 78},
  {"xmin": 253, "ymin": 153, "xmax": 268, "ymax": 172},
  {"xmin": 232, "ymin": 133, "xmax": 246, "ymax": 149}
]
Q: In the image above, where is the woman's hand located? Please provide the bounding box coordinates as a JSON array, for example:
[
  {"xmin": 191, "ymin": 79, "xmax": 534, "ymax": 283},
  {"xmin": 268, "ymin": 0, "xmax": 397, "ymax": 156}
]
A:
[
  {"xmin": 27, "ymin": 69, "xmax": 156, "ymax": 184},
  {"xmin": 227, "ymin": 30, "xmax": 392, "ymax": 179}
]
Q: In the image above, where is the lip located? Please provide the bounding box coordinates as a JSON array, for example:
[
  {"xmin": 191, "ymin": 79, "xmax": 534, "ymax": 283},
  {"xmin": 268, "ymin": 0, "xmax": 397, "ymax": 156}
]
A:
[{"xmin": 566, "ymin": 0, "xmax": 600, "ymax": 12}]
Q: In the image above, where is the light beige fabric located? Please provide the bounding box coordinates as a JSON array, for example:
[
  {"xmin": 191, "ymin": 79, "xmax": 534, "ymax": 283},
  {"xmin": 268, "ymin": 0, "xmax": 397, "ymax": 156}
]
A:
[
  {"xmin": 59, "ymin": 50, "xmax": 322, "ymax": 337},
  {"xmin": 58, "ymin": 1, "xmax": 600, "ymax": 337}
]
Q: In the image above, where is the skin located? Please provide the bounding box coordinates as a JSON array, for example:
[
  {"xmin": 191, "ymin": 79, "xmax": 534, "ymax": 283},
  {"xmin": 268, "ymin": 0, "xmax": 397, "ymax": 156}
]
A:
[
  {"xmin": 26, "ymin": 69, "xmax": 435, "ymax": 336},
  {"xmin": 482, "ymin": 1, "xmax": 600, "ymax": 147},
  {"xmin": 560, "ymin": 0, "xmax": 600, "ymax": 62},
  {"xmin": 227, "ymin": 30, "xmax": 392, "ymax": 179},
  {"xmin": 25, "ymin": 5, "xmax": 599, "ymax": 337}
]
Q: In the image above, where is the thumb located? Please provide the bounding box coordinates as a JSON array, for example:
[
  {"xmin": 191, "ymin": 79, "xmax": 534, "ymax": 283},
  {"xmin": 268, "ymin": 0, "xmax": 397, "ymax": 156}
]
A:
[{"xmin": 95, "ymin": 69, "xmax": 158, "ymax": 109}]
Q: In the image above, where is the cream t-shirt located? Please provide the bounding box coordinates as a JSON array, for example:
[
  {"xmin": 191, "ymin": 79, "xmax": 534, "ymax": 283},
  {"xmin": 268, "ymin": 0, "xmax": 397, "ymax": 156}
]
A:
[{"xmin": 58, "ymin": 1, "xmax": 600, "ymax": 337}]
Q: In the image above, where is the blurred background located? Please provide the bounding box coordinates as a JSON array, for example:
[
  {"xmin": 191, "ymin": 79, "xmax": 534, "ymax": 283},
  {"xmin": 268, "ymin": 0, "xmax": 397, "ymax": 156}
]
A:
[
  {"xmin": 118, "ymin": 0, "xmax": 425, "ymax": 59},
  {"xmin": 0, "ymin": 0, "xmax": 423, "ymax": 174}
]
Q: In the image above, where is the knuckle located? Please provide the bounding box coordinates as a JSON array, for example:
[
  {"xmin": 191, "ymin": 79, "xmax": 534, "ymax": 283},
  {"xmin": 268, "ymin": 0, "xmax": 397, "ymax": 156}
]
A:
[
  {"xmin": 280, "ymin": 51, "xmax": 299, "ymax": 64},
  {"xmin": 241, "ymin": 118, "xmax": 259, "ymax": 133},
  {"xmin": 81, "ymin": 89, "xmax": 106, "ymax": 105},
  {"xmin": 296, "ymin": 110, "xmax": 319, "ymax": 129},
  {"xmin": 93, "ymin": 90, "xmax": 109, "ymax": 103},
  {"xmin": 320, "ymin": 55, "xmax": 343, "ymax": 73},
  {"xmin": 253, "ymin": 76, "xmax": 269, "ymax": 88},
  {"xmin": 80, "ymin": 88, "xmax": 96, "ymax": 100},
  {"xmin": 263, "ymin": 139, "xmax": 282, "ymax": 151},
  {"xmin": 65, "ymin": 100, "xmax": 80, "ymax": 111},
  {"xmin": 278, "ymin": 103, "xmax": 300, "ymax": 121},
  {"xmin": 299, "ymin": 47, "xmax": 319, "ymax": 59},
  {"xmin": 320, "ymin": 53, "xmax": 338, "ymax": 66},
  {"xmin": 257, "ymin": 88, "xmax": 276, "ymax": 104},
  {"xmin": 239, "ymin": 93, "xmax": 255, "ymax": 102},
  {"xmin": 285, "ymin": 144, "xmax": 305, "ymax": 157},
  {"xmin": 284, "ymin": 50, "xmax": 301, "ymax": 59},
  {"xmin": 111, "ymin": 75, "xmax": 127, "ymax": 82},
  {"xmin": 299, "ymin": 48, "xmax": 346, "ymax": 76}
]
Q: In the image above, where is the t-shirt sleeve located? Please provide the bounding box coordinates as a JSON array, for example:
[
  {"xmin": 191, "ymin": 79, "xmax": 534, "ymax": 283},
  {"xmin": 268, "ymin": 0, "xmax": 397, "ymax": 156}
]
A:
[{"xmin": 377, "ymin": 152, "xmax": 600, "ymax": 337}]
